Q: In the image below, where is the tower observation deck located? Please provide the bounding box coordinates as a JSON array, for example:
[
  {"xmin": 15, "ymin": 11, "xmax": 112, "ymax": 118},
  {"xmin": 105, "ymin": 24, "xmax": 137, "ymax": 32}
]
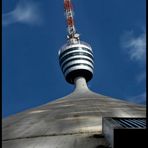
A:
[{"xmin": 58, "ymin": 0, "xmax": 94, "ymax": 84}]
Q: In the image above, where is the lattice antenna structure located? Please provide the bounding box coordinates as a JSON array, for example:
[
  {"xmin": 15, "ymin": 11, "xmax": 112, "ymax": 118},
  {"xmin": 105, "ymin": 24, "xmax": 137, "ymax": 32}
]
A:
[{"xmin": 64, "ymin": 0, "xmax": 80, "ymax": 43}]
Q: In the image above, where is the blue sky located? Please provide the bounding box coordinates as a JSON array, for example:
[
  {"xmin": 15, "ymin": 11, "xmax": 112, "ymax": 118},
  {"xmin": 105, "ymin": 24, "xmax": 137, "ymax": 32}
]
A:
[{"xmin": 2, "ymin": 0, "xmax": 146, "ymax": 117}]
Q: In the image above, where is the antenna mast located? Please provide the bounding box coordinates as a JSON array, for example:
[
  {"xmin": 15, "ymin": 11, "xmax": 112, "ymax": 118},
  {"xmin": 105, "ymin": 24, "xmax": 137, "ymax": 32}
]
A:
[{"xmin": 64, "ymin": 0, "xmax": 80, "ymax": 42}]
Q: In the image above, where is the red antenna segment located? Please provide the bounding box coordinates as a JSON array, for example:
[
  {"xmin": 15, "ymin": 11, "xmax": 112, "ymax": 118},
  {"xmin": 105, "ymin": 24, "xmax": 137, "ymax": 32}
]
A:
[{"xmin": 64, "ymin": 0, "xmax": 79, "ymax": 40}]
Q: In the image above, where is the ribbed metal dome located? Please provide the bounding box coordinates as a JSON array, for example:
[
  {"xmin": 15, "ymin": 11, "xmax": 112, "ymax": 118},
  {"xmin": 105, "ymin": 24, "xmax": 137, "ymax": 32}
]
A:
[
  {"xmin": 59, "ymin": 41, "xmax": 94, "ymax": 84},
  {"xmin": 2, "ymin": 77, "xmax": 146, "ymax": 148}
]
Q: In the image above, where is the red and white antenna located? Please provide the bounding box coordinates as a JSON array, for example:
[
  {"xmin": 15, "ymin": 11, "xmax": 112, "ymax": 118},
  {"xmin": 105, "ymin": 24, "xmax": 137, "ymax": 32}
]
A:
[{"xmin": 64, "ymin": 0, "xmax": 80, "ymax": 42}]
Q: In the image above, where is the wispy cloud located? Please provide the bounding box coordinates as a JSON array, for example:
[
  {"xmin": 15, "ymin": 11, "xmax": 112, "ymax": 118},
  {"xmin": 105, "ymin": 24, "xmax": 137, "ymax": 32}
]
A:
[
  {"xmin": 121, "ymin": 30, "xmax": 146, "ymax": 63},
  {"xmin": 2, "ymin": 0, "xmax": 43, "ymax": 26},
  {"xmin": 125, "ymin": 92, "xmax": 146, "ymax": 105},
  {"xmin": 121, "ymin": 29, "xmax": 146, "ymax": 105}
]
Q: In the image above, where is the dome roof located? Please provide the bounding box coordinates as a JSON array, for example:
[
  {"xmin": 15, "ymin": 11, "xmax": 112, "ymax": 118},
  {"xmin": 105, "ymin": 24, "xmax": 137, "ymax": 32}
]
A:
[{"xmin": 2, "ymin": 78, "xmax": 145, "ymax": 148}]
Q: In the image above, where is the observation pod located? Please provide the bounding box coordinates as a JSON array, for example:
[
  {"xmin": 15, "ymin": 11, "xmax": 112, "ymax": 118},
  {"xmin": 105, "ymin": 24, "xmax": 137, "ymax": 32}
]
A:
[{"xmin": 58, "ymin": 41, "xmax": 94, "ymax": 84}]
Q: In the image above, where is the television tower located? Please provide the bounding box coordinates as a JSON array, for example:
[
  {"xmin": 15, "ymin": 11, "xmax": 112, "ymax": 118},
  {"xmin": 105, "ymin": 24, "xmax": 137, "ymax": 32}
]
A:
[{"xmin": 59, "ymin": 0, "xmax": 94, "ymax": 84}]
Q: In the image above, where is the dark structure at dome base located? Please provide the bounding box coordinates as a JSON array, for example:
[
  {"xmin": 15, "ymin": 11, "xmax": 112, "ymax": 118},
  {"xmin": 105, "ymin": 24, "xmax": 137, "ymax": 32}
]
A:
[{"xmin": 65, "ymin": 69, "xmax": 93, "ymax": 84}]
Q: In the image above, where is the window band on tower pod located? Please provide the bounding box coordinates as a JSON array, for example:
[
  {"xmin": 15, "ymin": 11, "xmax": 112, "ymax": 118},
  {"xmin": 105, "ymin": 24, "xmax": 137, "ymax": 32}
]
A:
[
  {"xmin": 63, "ymin": 63, "xmax": 94, "ymax": 74},
  {"xmin": 60, "ymin": 55, "xmax": 94, "ymax": 67},
  {"xmin": 60, "ymin": 52, "xmax": 94, "ymax": 65},
  {"xmin": 61, "ymin": 57, "xmax": 94, "ymax": 68},
  {"xmin": 62, "ymin": 59, "xmax": 94, "ymax": 72},
  {"xmin": 59, "ymin": 47, "xmax": 93, "ymax": 59}
]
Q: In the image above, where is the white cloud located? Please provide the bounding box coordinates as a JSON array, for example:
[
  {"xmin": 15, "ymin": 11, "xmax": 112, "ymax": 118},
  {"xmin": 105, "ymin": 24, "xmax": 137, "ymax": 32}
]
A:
[
  {"xmin": 126, "ymin": 92, "xmax": 146, "ymax": 105},
  {"xmin": 121, "ymin": 30, "xmax": 146, "ymax": 105},
  {"xmin": 121, "ymin": 30, "xmax": 146, "ymax": 62},
  {"xmin": 2, "ymin": 0, "xmax": 42, "ymax": 26}
]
